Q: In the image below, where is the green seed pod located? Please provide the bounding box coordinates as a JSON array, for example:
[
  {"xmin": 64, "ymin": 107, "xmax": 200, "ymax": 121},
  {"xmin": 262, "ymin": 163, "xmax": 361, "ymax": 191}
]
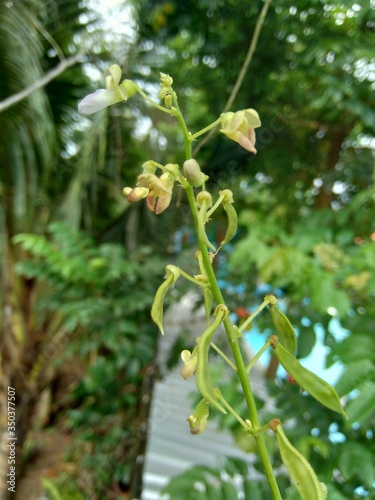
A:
[
  {"xmin": 197, "ymin": 193, "xmax": 216, "ymax": 252},
  {"xmin": 151, "ymin": 265, "xmax": 180, "ymax": 335},
  {"xmin": 195, "ymin": 305, "xmax": 229, "ymax": 414},
  {"xmin": 183, "ymin": 159, "xmax": 205, "ymax": 187},
  {"xmin": 270, "ymin": 304, "xmax": 297, "ymax": 354},
  {"xmin": 274, "ymin": 342, "xmax": 347, "ymax": 417},
  {"xmin": 221, "ymin": 201, "xmax": 238, "ymax": 246},
  {"xmin": 273, "ymin": 422, "xmax": 328, "ymax": 500}
]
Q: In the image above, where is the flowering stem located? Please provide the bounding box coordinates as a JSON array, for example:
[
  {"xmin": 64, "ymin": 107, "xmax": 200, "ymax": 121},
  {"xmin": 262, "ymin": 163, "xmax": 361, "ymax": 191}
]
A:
[
  {"xmin": 178, "ymin": 268, "xmax": 208, "ymax": 288},
  {"xmin": 238, "ymin": 295, "xmax": 273, "ymax": 334},
  {"xmin": 173, "ymin": 106, "xmax": 282, "ymax": 500},
  {"xmin": 246, "ymin": 338, "xmax": 273, "ymax": 374},
  {"xmin": 206, "ymin": 191, "xmax": 226, "ymax": 219},
  {"xmin": 210, "ymin": 342, "xmax": 237, "ymax": 372},
  {"xmin": 135, "ymin": 86, "xmax": 175, "ymax": 115},
  {"xmin": 217, "ymin": 394, "xmax": 249, "ymax": 429},
  {"xmin": 190, "ymin": 117, "xmax": 222, "ymax": 141}
]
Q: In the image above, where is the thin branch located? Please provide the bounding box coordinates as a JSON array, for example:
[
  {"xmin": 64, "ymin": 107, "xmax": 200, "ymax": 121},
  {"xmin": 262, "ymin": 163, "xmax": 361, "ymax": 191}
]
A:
[
  {"xmin": 24, "ymin": 8, "xmax": 65, "ymax": 62},
  {"xmin": 0, "ymin": 52, "xmax": 85, "ymax": 113},
  {"xmin": 193, "ymin": 0, "xmax": 272, "ymax": 155}
]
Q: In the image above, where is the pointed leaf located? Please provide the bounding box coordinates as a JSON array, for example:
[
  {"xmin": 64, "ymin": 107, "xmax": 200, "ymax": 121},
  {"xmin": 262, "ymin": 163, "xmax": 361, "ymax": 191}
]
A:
[{"xmin": 345, "ymin": 382, "xmax": 375, "ymax": 426}]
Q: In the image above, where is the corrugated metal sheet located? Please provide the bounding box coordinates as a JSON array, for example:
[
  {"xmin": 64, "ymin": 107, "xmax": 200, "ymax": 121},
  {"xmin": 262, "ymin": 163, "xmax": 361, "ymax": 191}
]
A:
[{"xmin": 141, "ymin": 293, "xmax": 269, "ymax": 499}]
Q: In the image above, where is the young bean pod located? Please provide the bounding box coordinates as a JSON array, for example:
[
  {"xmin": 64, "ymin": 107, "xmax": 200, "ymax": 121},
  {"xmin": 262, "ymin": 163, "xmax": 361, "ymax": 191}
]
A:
[
  {"xmin": 151, "ymin": 265, "xmax": 180, "ymax": 335},
  {"xmin": 197, "ymin": 195, "xmax": 216, "ymax": 252},
  {"xmin": 270, "ymin": 304, "xmax": 297, "ymax": 354},
  {"xmin": 273, "ymin": 341, "xmax": 347, "ymax": 417},
  {"xmin": 195, "ymin": 305, "xmax": 229, "ymax": 413},
  {"xmin": 220, "ymin": 190, "xmax": 238, "ymax": 246},
  {"xmin": 272, "ymin": 421, "xmax": 327, "ymax": 500}
]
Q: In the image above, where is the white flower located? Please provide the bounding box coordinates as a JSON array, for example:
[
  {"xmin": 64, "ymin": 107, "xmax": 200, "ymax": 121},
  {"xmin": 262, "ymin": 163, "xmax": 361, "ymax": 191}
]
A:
[{"xmin": 78, "ymin": 64, "xmax": 138, "ymax": 115}]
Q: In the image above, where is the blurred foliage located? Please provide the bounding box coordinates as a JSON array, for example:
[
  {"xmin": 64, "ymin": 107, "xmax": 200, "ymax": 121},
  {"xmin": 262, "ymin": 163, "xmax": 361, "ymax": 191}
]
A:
[{"xmin": 13, "ymin": 222, "xmax": 163, "ymax": 496}]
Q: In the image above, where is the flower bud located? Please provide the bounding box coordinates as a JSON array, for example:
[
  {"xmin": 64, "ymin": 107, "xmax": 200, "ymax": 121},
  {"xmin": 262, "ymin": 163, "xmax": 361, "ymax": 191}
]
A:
[
  {"xmin": 187, "ymin": 399, "xmax": 209, "ymax": 435},
  {"xmin": 196, "ymin": 190, "xmax": 213, "ymax": 208},
  {"xmin": 122, "ymin": 187, "xmax": 132, "ymax": 196},
  {"xmin": 164, "ymin": 95, "xmax": 173, "ymax": 108},
  {"xmin": 126, "ymin": 187, "xmax": 149, "ymax": 203},
  {"xmin": 158, "ymin": 87, "xmax": 169, "ymax": 100},
  {"xmin": 164, "ymin": 163, "xmax": 180, "ymax": 176},
  {"xmin": 183, "ymin": 159, "xmax": 205, "ymax": 187},
  {"xmin": 160, "ymin": 72, "xmax": 173, "ymax": 87},
  {"xmin": 180, "ymin": 349, "xmax": 198, "ymax": 380}
]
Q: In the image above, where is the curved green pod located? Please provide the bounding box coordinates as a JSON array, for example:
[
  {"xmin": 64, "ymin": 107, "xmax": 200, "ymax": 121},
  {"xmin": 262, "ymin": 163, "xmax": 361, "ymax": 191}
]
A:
[
  {"xmin": 151, "ymin": 265, "xmax": 180, "ymax": 335},
  {"xmin": 221, "ymin": 201, "xmax": 238, "ymax": 246},
  {"xmin": 273, "ymin": 341, "xmax": 347, "ymax": 417},
  {"xmin": 273, "ymin": 422, "xmax": 327, "ymax": 500},
  {"xmin": 195, "ymin": 305, "xmax": 228, "ymax": 414},
  {"xmin": 270, "ymin": 305, "xmax": 297, "ymax": 354}
]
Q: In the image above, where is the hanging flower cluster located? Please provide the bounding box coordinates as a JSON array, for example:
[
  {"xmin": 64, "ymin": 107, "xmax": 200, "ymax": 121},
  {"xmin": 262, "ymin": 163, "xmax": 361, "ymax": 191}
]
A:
[{"xmin": 123, "ymin": 162, "xmax": 180, "ymax": 215}]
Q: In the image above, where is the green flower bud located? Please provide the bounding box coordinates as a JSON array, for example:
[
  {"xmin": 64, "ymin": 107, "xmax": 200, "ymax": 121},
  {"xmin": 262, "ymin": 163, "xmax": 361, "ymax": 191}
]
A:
[
  {"xmin": 126, "ymin": 187, "xmax": 149, "ymax": 203},
  {"xmin": 183, "ymin": 159, "xmax": 205, "ymax": 187},
  {"xmin": 160, "ymin": 72, "xmax": 173, "ymax": 87},
  {"xmin": 158, "ymin": 87, "xmax": 169, "ymax": 100},
  {"xmin": 196, "ymin": 190, "xmax": 213, "ymax": 208},
  {"xmin": 164, "ymin": 95, "xmax": 173, "ymax": 108},
  {"xmin": 187, "ymin": 399, "xmax": 209, "ymax": 435},
  {"xmin": 180, "ymin": 348, "xmax": 198, "ymax": 380}
]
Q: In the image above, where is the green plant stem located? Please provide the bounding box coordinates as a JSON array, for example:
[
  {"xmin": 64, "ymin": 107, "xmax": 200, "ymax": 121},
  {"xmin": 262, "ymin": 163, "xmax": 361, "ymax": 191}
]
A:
[
  {"xmin": 194, "ymin": 210, "xmax": 281, "ymax": 499},
  {"xmin": 135, "ymin": 86, "xmax": 174, "ymax": 115},
  {"xmin": 178, "ymin": 268, "xmax": 208, "ymax": 288},
  {"xmin": 190, "ymin": 117, "xmax": 222, "ymax": 141},
  {"xmin": 246, "ymin": 338, "xmax": 273, "ymax": 374},
  {"xmin": 210, "ymin": 342, "xmax": 237, "ymax": 372},
  {"xmin": 239, "ymin": 296, "xmax": 273, "ymax": 334},
  {"xmin": 174, "ymin": 104, "xmax": 281, "ymax": 499}
]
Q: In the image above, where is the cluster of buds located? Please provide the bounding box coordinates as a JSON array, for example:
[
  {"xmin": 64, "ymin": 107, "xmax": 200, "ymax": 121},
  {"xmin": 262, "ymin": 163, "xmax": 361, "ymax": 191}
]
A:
[
  {"xmin": 157, "ymin": 72, "xmax": 174, "ymax": 108},
  {"xmin": 123, "ymin": 161, "xmax": 179, "ymax": 214}
]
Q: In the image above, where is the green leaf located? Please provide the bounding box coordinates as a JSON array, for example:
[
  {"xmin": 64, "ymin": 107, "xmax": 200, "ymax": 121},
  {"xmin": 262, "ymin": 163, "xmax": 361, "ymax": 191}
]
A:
[
  {"xmin": 335, "ymin": 359, "xmax": 375, "ymax": 396},
  {"xmin": 338, "ymin": 442, "xmax": 375, "ymax": 489},
  {"xmin": 329, "ymin": 335, "xmax": 375, "ymax": 365},
  {"xmin": 345, "ymin": 382, "xmax": 375, "ymax": 426},
  {"xmin": 224, "ymin": 457, "xmax": 249, "ymax": 477},
  {"xmin": 243, "ymin": 480, "xmax": 263, "ymax": 500},
  {"xmin": 221, "ymin": 481, "xmax": 238, "ymax": 498},
  {"xmin": 310, "ymin": 269, "xmax": 350, "ymax": 318},
  {"xmin": 297, "ymin": 327, "xmax": 316, "ymax": 359}
]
